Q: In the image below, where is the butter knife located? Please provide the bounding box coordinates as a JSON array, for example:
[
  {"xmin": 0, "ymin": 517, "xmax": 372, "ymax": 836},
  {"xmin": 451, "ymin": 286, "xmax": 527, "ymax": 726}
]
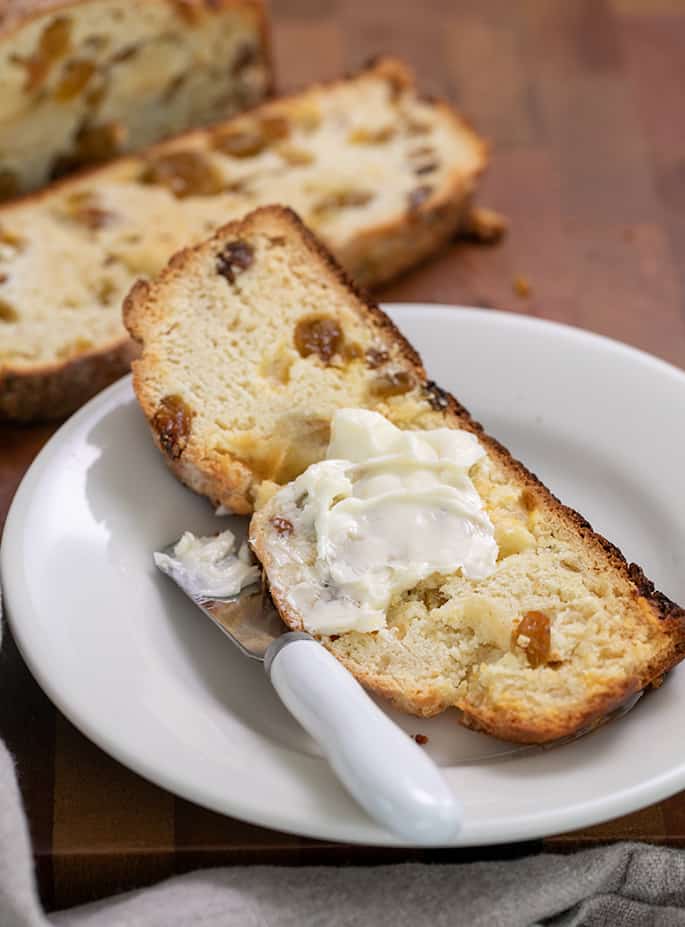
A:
[{"xmin": 155, "ymin": 537, "xmax": 462, "ymax": 844}]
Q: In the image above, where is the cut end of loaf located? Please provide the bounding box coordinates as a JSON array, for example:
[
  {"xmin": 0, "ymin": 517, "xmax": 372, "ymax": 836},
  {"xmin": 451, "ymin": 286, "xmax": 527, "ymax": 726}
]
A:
[
  {"xmin": 0, "ymin": 0, "xmax": 272, "ymax": 197},
  {"xmin": 1, "ymin": 53, "xmax": 486, "ymax": 419}
]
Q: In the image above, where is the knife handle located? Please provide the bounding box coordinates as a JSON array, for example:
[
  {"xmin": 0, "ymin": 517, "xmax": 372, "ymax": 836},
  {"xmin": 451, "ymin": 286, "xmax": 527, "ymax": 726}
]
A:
[{"xmin": 266, "ymin": 632, "xmax": 462, "ymax": 844}]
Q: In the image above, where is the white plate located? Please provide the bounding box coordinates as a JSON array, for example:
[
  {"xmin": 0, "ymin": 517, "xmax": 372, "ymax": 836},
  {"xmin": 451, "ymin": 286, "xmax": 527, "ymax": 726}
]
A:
[{"xmin": 3, "ymin": 305, "xmax": 685, "ymax": 846}]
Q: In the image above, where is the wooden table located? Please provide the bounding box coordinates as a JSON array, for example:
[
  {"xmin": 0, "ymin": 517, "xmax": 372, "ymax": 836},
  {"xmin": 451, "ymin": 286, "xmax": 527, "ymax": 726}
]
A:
[{"xmin": 2, "ymin": 0, "xmax": 685, "ymax": 912}]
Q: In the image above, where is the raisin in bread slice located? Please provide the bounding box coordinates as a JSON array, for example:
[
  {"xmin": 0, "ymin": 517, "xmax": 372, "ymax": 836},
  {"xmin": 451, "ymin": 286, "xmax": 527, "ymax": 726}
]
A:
[
  {"xmin": 0, "ymin": 57, "xmax": 487, "ymax": 421},
  {"xmin": 125, "ymin": 205, "xmax": 685, "ymax": 744},
  {"xmin": 0, "ymin": 0, "xmax": 272, "ymax": 200}
]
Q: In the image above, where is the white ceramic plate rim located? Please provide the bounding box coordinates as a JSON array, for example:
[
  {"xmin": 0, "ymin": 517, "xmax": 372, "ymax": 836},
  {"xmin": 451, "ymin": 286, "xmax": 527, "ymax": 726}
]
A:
[{"xmin": 3, "ymin": 304, "xmax": 685, "ymax": 847}]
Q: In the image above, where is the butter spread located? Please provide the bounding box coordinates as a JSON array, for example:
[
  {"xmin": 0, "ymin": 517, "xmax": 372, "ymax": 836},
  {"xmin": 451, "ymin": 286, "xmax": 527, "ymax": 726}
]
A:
[
  {"xmin": 154, "ymin": 529, "xmax": 259, "ymax": 599},
  {"xmin": 279, "ymin": 409, "xmax": 498, "ymax": 635}
]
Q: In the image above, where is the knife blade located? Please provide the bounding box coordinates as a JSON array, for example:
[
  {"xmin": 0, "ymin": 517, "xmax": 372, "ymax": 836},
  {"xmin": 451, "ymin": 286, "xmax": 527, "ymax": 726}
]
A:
[{"xmin": 154, "ymin": 533, "xmax": 463, "ymax": 845}]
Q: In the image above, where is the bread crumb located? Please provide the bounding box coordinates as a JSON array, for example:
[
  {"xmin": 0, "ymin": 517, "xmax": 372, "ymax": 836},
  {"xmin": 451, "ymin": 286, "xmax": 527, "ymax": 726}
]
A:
[
  {"xmin": 513, "ymin": 275, "xmax": 531, "ymax": 298},
  {"xmin": 461, "ymin": 206, "xmax": 508, "ymax": 244}
]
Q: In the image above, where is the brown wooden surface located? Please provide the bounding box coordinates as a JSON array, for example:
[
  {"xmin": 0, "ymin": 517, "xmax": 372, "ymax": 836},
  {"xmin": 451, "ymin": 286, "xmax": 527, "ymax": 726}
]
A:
[{"xmin": 2, "ymin": 0, "xmax": 685, "ymax": 913}]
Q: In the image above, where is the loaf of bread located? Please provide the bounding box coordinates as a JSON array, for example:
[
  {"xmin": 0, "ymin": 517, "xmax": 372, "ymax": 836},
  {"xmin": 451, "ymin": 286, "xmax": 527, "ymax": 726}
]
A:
[
  {"xmin": 0, "ymin": 0, "xmax": 272, "ymax": 199},
  {"xmin": 0, "ymin": 57, "xmax": 486, "ymax": 421},
  {"xmin": 125, "ymin": 205, "xmax": 685, "ymax": 744}
]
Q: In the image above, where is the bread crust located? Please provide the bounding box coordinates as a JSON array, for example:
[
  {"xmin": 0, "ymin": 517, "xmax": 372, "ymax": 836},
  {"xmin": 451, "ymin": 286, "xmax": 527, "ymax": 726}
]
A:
[
  {"xmin": 2, "ymin": 57, "xmax": 486, "ymax": 421},
  {"xmin": 0, "ymin": 336, "xmax": 138, "ymax": 421}
]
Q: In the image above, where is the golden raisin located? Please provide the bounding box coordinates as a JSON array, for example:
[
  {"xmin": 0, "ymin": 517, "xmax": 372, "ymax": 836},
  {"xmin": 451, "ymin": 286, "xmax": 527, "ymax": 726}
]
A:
[
  {"xmin": 79, "ymin": 122, "xmax": 123, "ymax": 159},
  {"xmin": 141, "ymin": 151, "xmax": 224, "ymax": 198},
  {"xmin": 270, "ymin": 516, "xmax": 294, "ymax": 537},
  {"xmin": 54, "ymin": 58, "xmax": 96, "ymax": 100},
  {"xmin": 75, "ymin": 206, "xmax": 114, "ymax": 229},
  {"xmin": 0, "ymin": 299, "xmax": 18, "ymax": 322},
  {"xmin": 512, "ymin": 611, "xmax": 551, "ymax": 668},
  {"xmin": 370, "ymin": 370, "xmax": 414, "ymax": 397},
  {"xmin": 0, "ymin": 228, "xmax": 26, "ymax": 251},
  {"xmin": 348, "ymin": 126, "xmax": 395, "ymax": 144},
  {"xmin": 312, "ymin": 189, "xmax": 374, "ymax": 216},
  {"xmin": 213, "ymin": 127, "xmax": 265, "ymax": 158},
  {"xmin": 261, "ymin": 115, "xmax": 290, "ymax": 142},
  {"xmin": 40, "ymin": 17, "xmax": 72, "ymax": 58},
  {"xmin": 278, "ymin": 144, "xmax": 314, "ymax": 166},
  {"xmin": 521, "ymin": 488, "xmax": 538, "ymax": 512},
  {"xmin": 0, "ymin": 170, "xmax": 19, "ymax": 200},
  {"xmin": 152, "ymin": 395, "xmax": 193, "ymax": 460},
  {"xmin": 20, "ymin": 17, "xmax": 72, "ymax": 91},
  {"xmin": 213, "ymin": 115, "xmax": 288, "ymax": 159},
  {"xmin": 294, "ymin": 317, "xmax": 343, "ymax": 363},
  {"xmin": 51, "ymin": 122, "xmax": 126, "ymax": 175},
  {"xmin": 216, "ymin": 240, "xmax": 254, "ymax": 283}
]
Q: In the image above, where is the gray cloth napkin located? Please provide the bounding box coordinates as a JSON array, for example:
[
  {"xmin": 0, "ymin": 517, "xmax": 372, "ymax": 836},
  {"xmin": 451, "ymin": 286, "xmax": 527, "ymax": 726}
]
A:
[
  {"xmin": 1, "ymin": 741, "xmax": 685, "ymax": 927},
  {"xmin": 2, "ymin": 596, "xmax": 685, "ymax": 927}
]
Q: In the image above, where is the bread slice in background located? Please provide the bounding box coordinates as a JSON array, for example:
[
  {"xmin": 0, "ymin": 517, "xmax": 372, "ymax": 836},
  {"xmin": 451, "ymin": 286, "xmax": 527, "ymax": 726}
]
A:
[
  {"xmin": 0, "ymin": 56, "xmax": 486, "ymax": 421},
  {"xmin": 0, "ymin": 0, "xmax": 272, "ymax": 200},
  {"xmin": 125, "ymin": 204, "xmax": 685, "ymax": 743}
]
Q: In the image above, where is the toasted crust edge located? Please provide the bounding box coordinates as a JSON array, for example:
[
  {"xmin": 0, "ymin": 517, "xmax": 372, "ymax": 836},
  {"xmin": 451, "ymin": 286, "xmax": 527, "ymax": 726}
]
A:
[{"xmin": 0, "ymin": 336, "xmax": 138, "ymax": 421}]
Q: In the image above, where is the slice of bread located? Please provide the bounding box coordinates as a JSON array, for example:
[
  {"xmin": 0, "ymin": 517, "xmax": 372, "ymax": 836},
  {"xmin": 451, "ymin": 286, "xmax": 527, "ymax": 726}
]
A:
[
  {"xmin": 0, "ymin": 0, "xmax": 272, "ymax": 199},
  {"xmin": 125, "ymin": 205, "xmax": 685, "ymax": 743},
  {"xmin": 0, "ymin": 57, "xmax": 486, "ymax": 421}
]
